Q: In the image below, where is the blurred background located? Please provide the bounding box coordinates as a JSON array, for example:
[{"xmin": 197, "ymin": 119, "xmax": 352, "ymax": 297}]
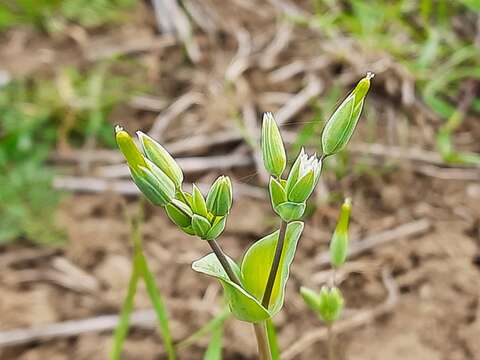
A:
[{"xmin": 0, "ymin": 0, "xmax": 479, "ymax": 359}]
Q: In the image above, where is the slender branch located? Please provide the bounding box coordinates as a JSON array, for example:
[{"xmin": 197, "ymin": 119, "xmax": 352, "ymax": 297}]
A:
[
  {"xmin": 262, "ymin": 221, "xmax": 288, "ymax": 309},
  {"xmin": 253, "ymin": 322, "xmax": 272, "ymax": 360},
  {"xmin": 207, "ymin": 239, "xmax": 242, "ymax": 286}
]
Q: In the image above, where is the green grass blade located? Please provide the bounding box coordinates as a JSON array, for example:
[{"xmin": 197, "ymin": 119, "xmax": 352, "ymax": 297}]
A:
[
  {"xmin": 137, "ymin": 251, "xmax": 176, "ymax": 360},
  {"xmin": 177, "ymin": 308, "xmax": 230, "ymax": 350},
  {"xmin": 266, "ymin": 319, "xmax": 280, "ymax": 360},
  {"xmin": 203, "ymin": 321, "xmax": 224, "ymax": 360},
  {"xmin": 109, "ymin": 256, "xmax": 141, "ymax": 360}
]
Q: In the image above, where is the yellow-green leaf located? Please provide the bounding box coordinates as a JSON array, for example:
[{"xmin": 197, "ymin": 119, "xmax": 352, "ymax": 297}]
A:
[{"xmin": 241, "ymin": 221, "xmax": 304, "ymax": 316}]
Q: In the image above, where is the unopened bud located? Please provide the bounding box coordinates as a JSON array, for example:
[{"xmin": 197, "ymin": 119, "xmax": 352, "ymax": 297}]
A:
[
  {"xmin": 329, "ymin": 198, "xmax": 351, "ymax": 267},
  {"xmin": 322, "ymin": 73, "xmax": 373, "ymax": 156},
  {"xmin": 261, "ymin": 112, "xmax": 286, "ymax": 178},
  {"xmin": 115, "ymin": 126, "xmax": 146, "ymax": 171},
  {"xmin": 285, "ymin": 148, "xmax": 322, "ymax": 203},
  {"xmin": 206, "ymin": 176, "xmax": 233, "ymax": 216},
  {"xmin": 137, "ymin": 131, "xmax": 183, "ymax": 188},
  {"xmin": 318, "ymin": 286, "xmax": 344, "ymax": 323}
]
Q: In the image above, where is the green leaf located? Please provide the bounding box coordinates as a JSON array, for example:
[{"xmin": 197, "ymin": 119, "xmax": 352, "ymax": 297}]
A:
[
  {"xmin": 192, "ymin": 253, "xmax": 270, "ymax": 322},
  {"xmin": 203, "ymin": 321, "xmax": 223, "ymax": 360},
  {"xmin": 132, "ymin": 222, "xmax": 176, "ymax": 360},
  {"xmin": 241, "ymin": 221, "xmax": 304, "ymax": 316},
  {"xmin": 266, "ymin": 319, "xmax": 280, "ymax": 360},
  {"xmin": 110, "ymin": 254, "xmax": 141, "ymax": 360}
]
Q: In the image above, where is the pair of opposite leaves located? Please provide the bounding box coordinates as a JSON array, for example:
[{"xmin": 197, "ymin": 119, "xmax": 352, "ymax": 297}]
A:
[{"xmin": 192, "ymin": 222, "xmax": 304, "ymax": 323}]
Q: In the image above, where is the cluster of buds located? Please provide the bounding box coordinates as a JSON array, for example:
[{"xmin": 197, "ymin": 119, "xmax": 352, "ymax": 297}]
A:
[
  {"xmin": 300, "ymin": 198, "xmax": 351, "ymax": 323},
  {"xmin": 262, "ymin": 112, "xmax": 322, "ymax": 221},
  {"xmin": 300, "ymin": 286, "xmax": 344, "ymax": 324},
  {"xmin": 115, "ymin": 126, "xmax": 232, "ymax": 240}
]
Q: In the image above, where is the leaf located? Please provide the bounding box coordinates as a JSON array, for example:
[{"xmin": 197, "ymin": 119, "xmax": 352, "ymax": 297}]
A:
[
  {"xmin": 203, "ymin": 320, "xmax": 224, "ymax": 360},
  {"xmin": 109, "ymin": 255, "xmax": 141, "ymax": 360},
  {"xmin": 138, "ymin": 252, "xmax": 176, "ymax": 360},
  {"xmin": 192, "ymin": 253, "xmax": 270, "ymax": 322},
  {"xmin": 266, "ymin": 319, "xmax": 280, "ymax": 360},
  {"xmin": 241, "ymin": 221, "xmax": 304, "ymax": 316}
]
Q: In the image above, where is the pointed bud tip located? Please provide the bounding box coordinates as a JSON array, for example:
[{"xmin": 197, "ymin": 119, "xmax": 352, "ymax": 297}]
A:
[
  {"xmin": 366, "ymin": 71, "xmax": 375, "ymax": 80},
  {"xmin": 344, "ymin": 197, "xmax": 352, "ymax": 207},
  {"xmin": 114, "ymin": 125, "xmax": 124, "ymax": 133}
]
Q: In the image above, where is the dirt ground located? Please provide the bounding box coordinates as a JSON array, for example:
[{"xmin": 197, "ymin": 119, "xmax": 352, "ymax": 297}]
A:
[{"xmin": 1, "ymin": 1, "xmax": 480, "ymax": 359}]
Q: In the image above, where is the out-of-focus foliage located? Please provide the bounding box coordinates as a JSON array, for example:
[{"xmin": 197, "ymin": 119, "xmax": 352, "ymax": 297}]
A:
[
  {"xmin": 0, "ymin": 0, "xmax": 135, "ymax": 30},
  {"xmin": 304, "ymin": 0, "xmax": 480, "ymax": 165},
  {"xmin": 0, "ymin": 63, "xmax": 144, "ymax": 244},
  {"xmin": 0, "ymin": 80, "xmax": 63, "ymax": 245}
]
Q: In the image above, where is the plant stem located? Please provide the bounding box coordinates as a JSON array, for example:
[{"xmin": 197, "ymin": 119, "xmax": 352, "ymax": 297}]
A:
[
  {"xmin": 327, "ymin": 323, "xmax": 335, "ymax": 360},
  {"xmin": 207, "ymin": 239, "xmax": 242, "ymax": 286},
  {"xmin": 262, "ymin": 220, "xmax": 288, "ymax": 309},
  {"xmin": 109, "ymin": 255, "xmax": 141, "ymax": 360},
  {"xmin": 253, "ymin": 322, "xmax": 272, "ymax": 360}
]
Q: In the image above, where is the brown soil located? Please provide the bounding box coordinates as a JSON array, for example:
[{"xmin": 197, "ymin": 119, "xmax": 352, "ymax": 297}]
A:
[{"xmin": 1, "ymin": 1, "xmax": 480, "ymax": 359}]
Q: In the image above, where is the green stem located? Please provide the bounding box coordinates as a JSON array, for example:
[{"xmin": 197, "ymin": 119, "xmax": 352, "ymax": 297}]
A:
[
  {"xmin": 262, "ymin": 220, "xmax": 288, "ymax": 309},
  {"xmin": 109, "ymin": 255, "xmax": 141, "ymax": 360},
  {"xmin": 253, "ymin": 322, "xmax": 272, "ymax": 360},
  {"xmin": 207, "ymin": 239, "xmax": 242, "ymax": 286}
]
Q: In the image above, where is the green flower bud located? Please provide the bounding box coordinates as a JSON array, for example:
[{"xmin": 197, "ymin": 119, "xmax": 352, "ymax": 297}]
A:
[
  {"xmin": 275, "ymin": 201, "xmax": 305, "ymax": 222},
  {"xmin": 191, "ymin": 214, "xmax": 211, "ymax": 238},
  {"xmin": 261, "ymin": 112, "xmax": 286, "ymax": 178},
  {"xmin": 269, "ymin": 177, "xmax": 287, "ymax": 209},
  {"xmin": 191, "ymin": 184, "xmax": 209, "ymax": 218},
  {"xmin": 204, "ymin": 216, "xmax": 227, "ymax": 240},
  {"xmin": 317, "ymin": 286, "xmax": 344, "ymax": 323},
  {"xmin": 115, "ymin": 126, "xmax": 175, "ymax": 206},
  {"xmin": 300, "ymin": 286, "xmax": 321, "ymax": 312},
  {"xmin": 166, "ymin": 199, "xmax": 193, "ymax": 228},
  {"xmin": 206, "ymin": 176, "xmax": 233, "ymax": 216},
  {"xmin": 115, "ymin": 126, "xmax": 147, "ymax": 172},
  {"xmin": 322, "ymin": 72, "xmax": 374, "ymax": 156},
  {"xmin": 130, "ymin": 162, "xmax": 175, "ymax": 206},
  {"xmin": 285, "ymin": 148, "xmax": 322, "ymax": 203},
  {"xmin": 137, "ymin": 131, "xmax": 183, "ymax": 188},
  {"xmin": 329, "ymin": 198, "xmax": 351, "ymax": 268}
]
